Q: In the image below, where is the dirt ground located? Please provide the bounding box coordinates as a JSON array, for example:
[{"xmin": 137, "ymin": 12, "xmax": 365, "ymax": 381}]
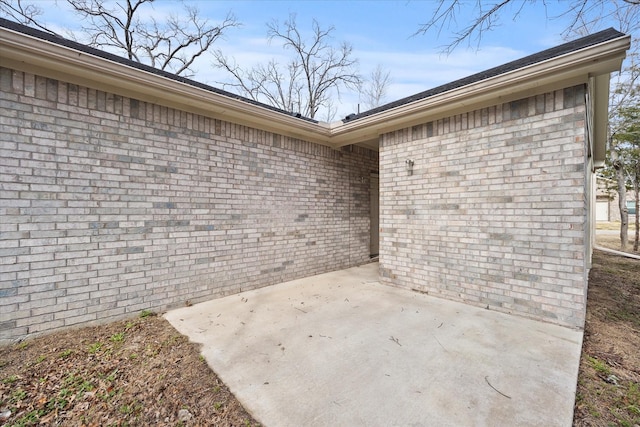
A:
[
  {"xmin": 1, "ymin": 247, "xmax": 638, "ymax": 426},
  {"xmin": 0, "ymin": 311, "xmax": 259, "ymax": 426},
  {"xmin": 573, "ymin": 247, "xmax": 640, "ymax": 426}
]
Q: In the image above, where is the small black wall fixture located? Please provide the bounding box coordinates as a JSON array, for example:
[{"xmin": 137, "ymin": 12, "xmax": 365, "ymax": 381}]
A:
[{"xmin": 406, "ymin": 159, "xmax": 414, "ymax": 176}]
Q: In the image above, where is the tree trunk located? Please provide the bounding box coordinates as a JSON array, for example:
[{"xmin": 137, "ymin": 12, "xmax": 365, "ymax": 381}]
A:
[
  {"xmin": 634, "ymin": 186, "xmax": 639, "ymax": 252},
  {"xmin": 614, "ymin": 160, "xmax": 629, "ymax": 249}
]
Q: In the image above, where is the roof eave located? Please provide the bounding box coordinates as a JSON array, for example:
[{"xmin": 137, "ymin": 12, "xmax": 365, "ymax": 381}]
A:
[
  {"xmin": 0, "ymin": 25, "xmax": 630, "ymax": 150},
  {"xmin": 0, "ymin": 26, "xmax": 333, "ymax": 146},
  {"xmin": 329, "ymin": 34, "xmax": 630, "ymax": 147}
]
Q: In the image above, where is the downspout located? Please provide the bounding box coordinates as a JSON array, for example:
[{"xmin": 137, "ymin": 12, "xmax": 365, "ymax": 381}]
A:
[{"xmin": 594, "ymin": 245, "xmax": 640, "ymax": 260}]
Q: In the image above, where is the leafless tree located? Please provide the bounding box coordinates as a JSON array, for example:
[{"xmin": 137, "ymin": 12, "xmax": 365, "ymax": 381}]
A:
[
  {"xmin": 0, "ymin": 0, "xmax": 238, "ymax": 77},
  {"xmin": 214, "ymin": 15, "xmax": 362, "ymax": 119},
  {"xmin": 361, "ymin": 64, "xmax": 391, "ymax": 111},
  {"xmin": 608, "ymin": 81, "xmax": 640, "ymax": 249}
]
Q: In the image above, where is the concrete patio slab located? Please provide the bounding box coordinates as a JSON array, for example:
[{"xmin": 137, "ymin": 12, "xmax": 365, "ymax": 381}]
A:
[{"xmin": 165, "ymin": 263, "xmax": 583, "ymax": 427}]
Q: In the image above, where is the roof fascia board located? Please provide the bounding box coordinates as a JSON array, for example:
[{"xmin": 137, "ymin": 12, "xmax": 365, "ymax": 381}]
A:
[
  {"xmin": 329, "ymin": 35, "xmax": 630, "ymax": 146},
  {"xmin": 330, "ymin": 75, "xmax": 591, "ymax": 147},
  {"xmin": 0, "ymin": 26, "xmax": 629, "ymax": 150},
  {"xmin": 0, "ymin": 27, "xmax": 333, "ymax": 146}
]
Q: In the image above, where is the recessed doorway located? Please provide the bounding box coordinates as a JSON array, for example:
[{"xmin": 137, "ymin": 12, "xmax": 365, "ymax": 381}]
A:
[{"xmin": 370, "ymin": 173, "xmax": 379, "ymax": 257}]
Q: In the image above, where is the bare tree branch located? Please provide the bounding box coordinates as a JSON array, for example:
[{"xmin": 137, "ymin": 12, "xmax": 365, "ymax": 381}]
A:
[
  {"xmin": 413, "ymin": 0, "xmax": 515, "ymax": 54},
  {"xmin": 65, "ymin": 0, "xmax": 238, "ymax": 76},
  {"xmin": 415, "ymin": 0, "xmax": 639, "ymax": 55},
  {"xmin": 0, "ymin": 0, "xmax": 59, "ymax": 35}
]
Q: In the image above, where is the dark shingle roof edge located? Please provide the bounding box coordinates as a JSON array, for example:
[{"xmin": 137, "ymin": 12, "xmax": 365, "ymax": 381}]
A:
[
  {"xmin": 0, "ymin": 17, "xmax": 319, "ymax": 124},
  {"xmin": 343, "ymin": 27, "xmax": 626, "ymax": 123}
]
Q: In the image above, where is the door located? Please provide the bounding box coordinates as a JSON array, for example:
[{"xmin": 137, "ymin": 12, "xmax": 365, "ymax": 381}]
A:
[
  {"xmin": 370, "ymin": 173, "xmax": 379, "ymax": 257},
  {"xmin": 595, "ymin": 201, "xmax": 609, "ymax": 222}
]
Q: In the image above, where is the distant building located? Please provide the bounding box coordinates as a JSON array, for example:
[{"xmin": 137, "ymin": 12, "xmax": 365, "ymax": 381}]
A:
[{"xmin": 596, "ymin": 176, "xmax": 636, "ymax": 223}]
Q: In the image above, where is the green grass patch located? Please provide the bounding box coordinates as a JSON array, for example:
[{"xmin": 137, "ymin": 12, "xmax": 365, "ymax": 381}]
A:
[
  {"xmin": 110, "ymin": 332, "xmax": 125, "ymax": 343},
  {"xmin": 3, "ymin": 374, "xmax": 18, "ymax": 384},
  {"xmin": 139, "ymin": 310, "xmax": 155, "ymax": 318},
  {"xmin": 87, "ymin": 342, "xmax": 102, "ymax": 354},
  {"xmin": 588, "ymin": 356, "xmax": 611, "ymax": 376}
]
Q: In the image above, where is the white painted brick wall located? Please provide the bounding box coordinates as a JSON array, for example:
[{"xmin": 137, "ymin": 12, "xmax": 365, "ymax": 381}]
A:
[
  {"xmin": 379, "ymin": 86, "xmax": 589, "ymax": 328},
  {"xmin": 0, "ymin": 67, "xmax": 378, "ymax": 342}
]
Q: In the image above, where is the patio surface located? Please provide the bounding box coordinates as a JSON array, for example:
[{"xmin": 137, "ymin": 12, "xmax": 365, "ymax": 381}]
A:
[{"xmin": 165, "ymin": 262, "xmax": 583, "ymax": 427}]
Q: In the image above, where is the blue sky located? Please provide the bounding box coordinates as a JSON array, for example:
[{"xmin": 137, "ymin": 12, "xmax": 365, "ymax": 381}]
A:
[{"xmin": 11, "ymin": 1, "xmax": 631, "ymax": 120}]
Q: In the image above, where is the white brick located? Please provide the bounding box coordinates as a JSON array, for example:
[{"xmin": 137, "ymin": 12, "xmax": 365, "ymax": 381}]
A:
[
  {"xmin": 1, "ymin": 66, "xmax": 377, "ymax": 342},
  {"xmin": 379, "ymin": 87, "xmax": 588, "ymax": 328}
]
